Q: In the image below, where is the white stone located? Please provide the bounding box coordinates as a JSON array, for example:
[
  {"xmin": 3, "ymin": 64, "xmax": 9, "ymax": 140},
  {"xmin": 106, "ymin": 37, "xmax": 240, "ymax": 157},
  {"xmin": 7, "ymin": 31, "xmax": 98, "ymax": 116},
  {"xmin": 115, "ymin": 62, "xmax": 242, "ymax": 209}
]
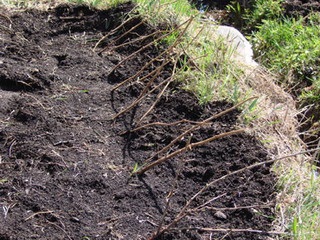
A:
[{"xmin": 215, "ymin": 25, "xmax": 258, "ymax": 66}]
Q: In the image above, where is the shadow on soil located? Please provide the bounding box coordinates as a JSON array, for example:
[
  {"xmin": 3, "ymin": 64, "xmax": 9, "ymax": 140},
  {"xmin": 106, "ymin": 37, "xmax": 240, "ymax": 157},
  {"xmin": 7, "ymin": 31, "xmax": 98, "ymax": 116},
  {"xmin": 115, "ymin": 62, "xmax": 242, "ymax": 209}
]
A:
[{"xmin": 0, "ymin": 3, "xmax": 276, "ymax": 239}]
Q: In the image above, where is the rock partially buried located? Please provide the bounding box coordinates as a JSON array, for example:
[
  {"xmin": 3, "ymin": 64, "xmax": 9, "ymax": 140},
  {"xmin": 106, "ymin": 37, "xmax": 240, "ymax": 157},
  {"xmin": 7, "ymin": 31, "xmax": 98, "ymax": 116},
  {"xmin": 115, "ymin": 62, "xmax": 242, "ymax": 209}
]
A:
[
  {"xmin": 214, "ymin": 210, "xmax": 228, "ymax": 220},
  {"xmin": 215, "ymin": 25, "xmax": 258, "ymax": 66}
]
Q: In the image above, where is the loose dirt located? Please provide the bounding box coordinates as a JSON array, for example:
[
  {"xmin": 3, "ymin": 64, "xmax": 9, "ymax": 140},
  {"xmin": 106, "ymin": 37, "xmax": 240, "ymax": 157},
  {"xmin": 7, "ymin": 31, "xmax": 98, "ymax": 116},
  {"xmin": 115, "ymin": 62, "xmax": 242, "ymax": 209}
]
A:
[{"xmin": 0, "ymin": 3, "xmax": 276, "ymax": 239}]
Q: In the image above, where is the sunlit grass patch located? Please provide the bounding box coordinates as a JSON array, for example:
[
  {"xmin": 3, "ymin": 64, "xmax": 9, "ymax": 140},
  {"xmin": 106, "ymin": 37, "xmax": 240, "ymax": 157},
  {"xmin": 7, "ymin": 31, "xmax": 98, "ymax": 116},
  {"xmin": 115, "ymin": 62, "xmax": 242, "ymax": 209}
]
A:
[
  {"xmin": 275, "ymin": 161, "xmax": 320, "ymax": 240},
  {"xmin": 251, "ymin": 13, "xmax": 320, "ymax": 103}
]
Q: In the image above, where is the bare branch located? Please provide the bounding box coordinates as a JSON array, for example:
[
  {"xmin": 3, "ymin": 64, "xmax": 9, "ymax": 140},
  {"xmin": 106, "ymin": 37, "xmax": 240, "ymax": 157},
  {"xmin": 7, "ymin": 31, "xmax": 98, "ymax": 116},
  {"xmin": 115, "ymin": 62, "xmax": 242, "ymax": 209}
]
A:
[{"xmin": 135, "ymin": 128, "xmax": 245, "ymax": 175}]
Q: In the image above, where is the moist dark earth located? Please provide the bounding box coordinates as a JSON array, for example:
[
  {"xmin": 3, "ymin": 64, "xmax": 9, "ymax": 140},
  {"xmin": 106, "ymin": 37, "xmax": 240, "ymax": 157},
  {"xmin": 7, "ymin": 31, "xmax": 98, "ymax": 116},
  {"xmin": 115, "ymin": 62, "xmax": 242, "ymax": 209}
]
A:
[
  {"xmin": 0, "ymin": 3, "xmax": 280, "ymax": 240},
  {"xmin": 193, "ymin": 0, "xmax": 320, "ymax": 15}
]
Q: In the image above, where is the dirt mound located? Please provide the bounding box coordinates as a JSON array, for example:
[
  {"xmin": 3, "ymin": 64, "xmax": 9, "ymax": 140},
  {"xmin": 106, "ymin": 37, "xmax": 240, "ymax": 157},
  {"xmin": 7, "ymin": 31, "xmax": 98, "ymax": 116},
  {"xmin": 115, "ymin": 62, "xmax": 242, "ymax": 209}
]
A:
[{"xmin": 0, "ymin": 4, "xmax": 276, "ymax": 239}]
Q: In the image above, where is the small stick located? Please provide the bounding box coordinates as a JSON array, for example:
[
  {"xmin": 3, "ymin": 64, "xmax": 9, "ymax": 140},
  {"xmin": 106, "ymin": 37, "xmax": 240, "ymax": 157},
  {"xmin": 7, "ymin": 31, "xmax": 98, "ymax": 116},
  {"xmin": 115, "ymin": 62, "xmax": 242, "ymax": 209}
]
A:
[
  {"xmin": 135, "ymin": 59, "xmax": 178, "ymax": 126},
  {"xmin": 93, "ymin": 16, "xmax": 136, "ymax": 51},
  {"xmin": 107, "ymin": 17, "xmax": 192, "ymax": 74},
  {"xmin": 135, "ymin": 128, "xmax": 245, "ymax": 175},
  {"xmin": 25, "ymin": 210, "xmax": 54, "ymax": 221},
  {"xmin": 112, "ymin": 57, "xmax": 170, "ymax": 92},
  {"xmin": 108, "ymin": 31, "xmax": 161, "ymax": 53},
  {"xmin": 142, "ymin": 97, "xmax": 257, "ymax": 166},
  {"xmin": 110, "ymin": 58, "xmax": 169, "ymax": 120},
  {"xmin": 174, "ymin": 227, "xmax": 286, "ymax": 235},
  {"xmin": 150, "ymin": 147, "xmax": 320, "ymax": 238}
]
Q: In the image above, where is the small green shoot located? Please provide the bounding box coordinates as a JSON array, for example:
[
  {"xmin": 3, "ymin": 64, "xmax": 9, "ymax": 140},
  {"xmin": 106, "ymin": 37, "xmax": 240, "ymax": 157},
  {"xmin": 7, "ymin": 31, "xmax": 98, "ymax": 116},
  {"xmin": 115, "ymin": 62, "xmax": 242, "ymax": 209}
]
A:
[
  {"xmin": 248, "ymin": 98, "xmax": 258, "ymax": 112},
  {"xmin": 79, "ymin": 89, "xmax": 89, "ymax": 93},
  {"xmin": 131, "ymin": 162, "xmax": 140, "ymax": 175},
  {"xmin": 292, "ymin": 217, "xmax": 298, "ymax": 239}
]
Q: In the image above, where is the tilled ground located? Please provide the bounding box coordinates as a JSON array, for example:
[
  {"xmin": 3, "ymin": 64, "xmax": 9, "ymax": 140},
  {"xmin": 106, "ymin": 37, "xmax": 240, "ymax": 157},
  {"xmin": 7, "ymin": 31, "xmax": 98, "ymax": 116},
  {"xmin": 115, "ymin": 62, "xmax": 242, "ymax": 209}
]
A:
[{"xmin": 0, "ymin": 3, "xmax": 276, "ymax": 240}]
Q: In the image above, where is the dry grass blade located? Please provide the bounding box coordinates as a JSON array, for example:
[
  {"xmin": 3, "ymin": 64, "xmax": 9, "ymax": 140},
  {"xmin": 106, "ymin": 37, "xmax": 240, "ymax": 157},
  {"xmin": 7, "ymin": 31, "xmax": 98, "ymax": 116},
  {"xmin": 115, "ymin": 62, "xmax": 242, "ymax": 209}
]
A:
[{"xmin": 135, "ymin": 128, "xmax": 245, "ymax": 175}]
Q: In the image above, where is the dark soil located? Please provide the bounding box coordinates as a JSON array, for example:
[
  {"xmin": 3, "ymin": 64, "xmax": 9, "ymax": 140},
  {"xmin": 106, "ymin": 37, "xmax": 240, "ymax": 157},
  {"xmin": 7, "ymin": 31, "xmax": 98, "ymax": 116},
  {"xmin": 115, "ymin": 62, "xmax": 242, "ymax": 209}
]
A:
[
  {"xmin": 282, "ymin": 0, "xmax": 320, "ymax": 17},
  {"xmin": 0, "ymin": 3, "xmax": 277, "ymax": 240}
]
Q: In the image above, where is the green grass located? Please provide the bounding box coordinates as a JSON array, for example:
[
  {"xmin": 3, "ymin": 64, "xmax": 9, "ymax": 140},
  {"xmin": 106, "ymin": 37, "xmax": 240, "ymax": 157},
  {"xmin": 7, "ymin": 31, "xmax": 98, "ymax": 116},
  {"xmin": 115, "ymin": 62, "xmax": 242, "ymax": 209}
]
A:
[
  {"xmin": 243, "ymin": 0, "xmax": 284, "ymax": 30},
  {"xmin": 228, "ymin": 0, "xmax": 320, "ymax": 106},
  {"xmin": 180, "ymin": 34, "xmax": 244, "ymax": 104},
  {"xmin": 276, "ymin": 163, "xmax": 320, "ymax": 240},
  {"xmin": 252, "ymin": 14, "xmax": 320, "ymax": 85},
  {"xmin": 243, "ymin": 1, "xmax": 320, "ymax": 238}
]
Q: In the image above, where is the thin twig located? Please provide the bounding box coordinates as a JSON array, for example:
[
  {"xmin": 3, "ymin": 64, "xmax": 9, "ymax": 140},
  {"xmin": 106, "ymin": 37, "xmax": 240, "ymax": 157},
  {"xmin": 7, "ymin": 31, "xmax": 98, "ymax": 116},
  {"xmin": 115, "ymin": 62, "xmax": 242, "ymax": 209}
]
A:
[
  {"xmin": 192, "ymin": 203, "xmax": 273, "ymax": 212},
  {"xmin": 25, "ymin": 210, "xmax": 54, "ymax": 221},
  {"xmin": 109, "ymin": 19, "xmax": 146, "ymax": 46},
  {"xmin": 155, "ymin": 164, "xmax": 182, "ymax": 236},
  {"xmin": 107, "ymin": 17, "xmax": 193, "ymax": 74},
  {"xmin": 150, "ymin": 147, "xmax": 320, "ymax": 238},
  {"xmin": 312, "ymin": 137, "xmax": 320, "ymax": 164},
  {"xmin": 111, "ymin": 58, "xmax": 169, "ymax": 120},
  {"xmin": 173, "ymin": 227, "xmax": 287, "ymax": 235},
  {"xmin": 135, "ymin": 59, "xmax": 178, "ymax": 126},
  {"xmin": 141, "ymin": 96, "xmax": 257, "ymax": 167},
  {"xmin": 46, "ymin": 220, "xmax": 73, "ymax": 240},
  {"xmin": 107, "ymin": 31, "xmax": 161, "ymax": 53},
  {"xmin": 135, "ymin": 128, "xmax": 245, "ymax": 175},
  {"xmin": 128, "ymin": 119, "xmax": 209, "ymax": 134},
  {"xmin": 192, "ymin": 193, "xmax": 227, "ymax": 210},
  {"xmin": 93, "ymin": 16, "xmax": 136, "ymax": 51},
  {"xmin": 112, "ymin": 57, "xmax": 170, "ymax": 92},
  {"xmin": 112, "ymin": 16, "xmax": 194, "ymax": 94}
]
